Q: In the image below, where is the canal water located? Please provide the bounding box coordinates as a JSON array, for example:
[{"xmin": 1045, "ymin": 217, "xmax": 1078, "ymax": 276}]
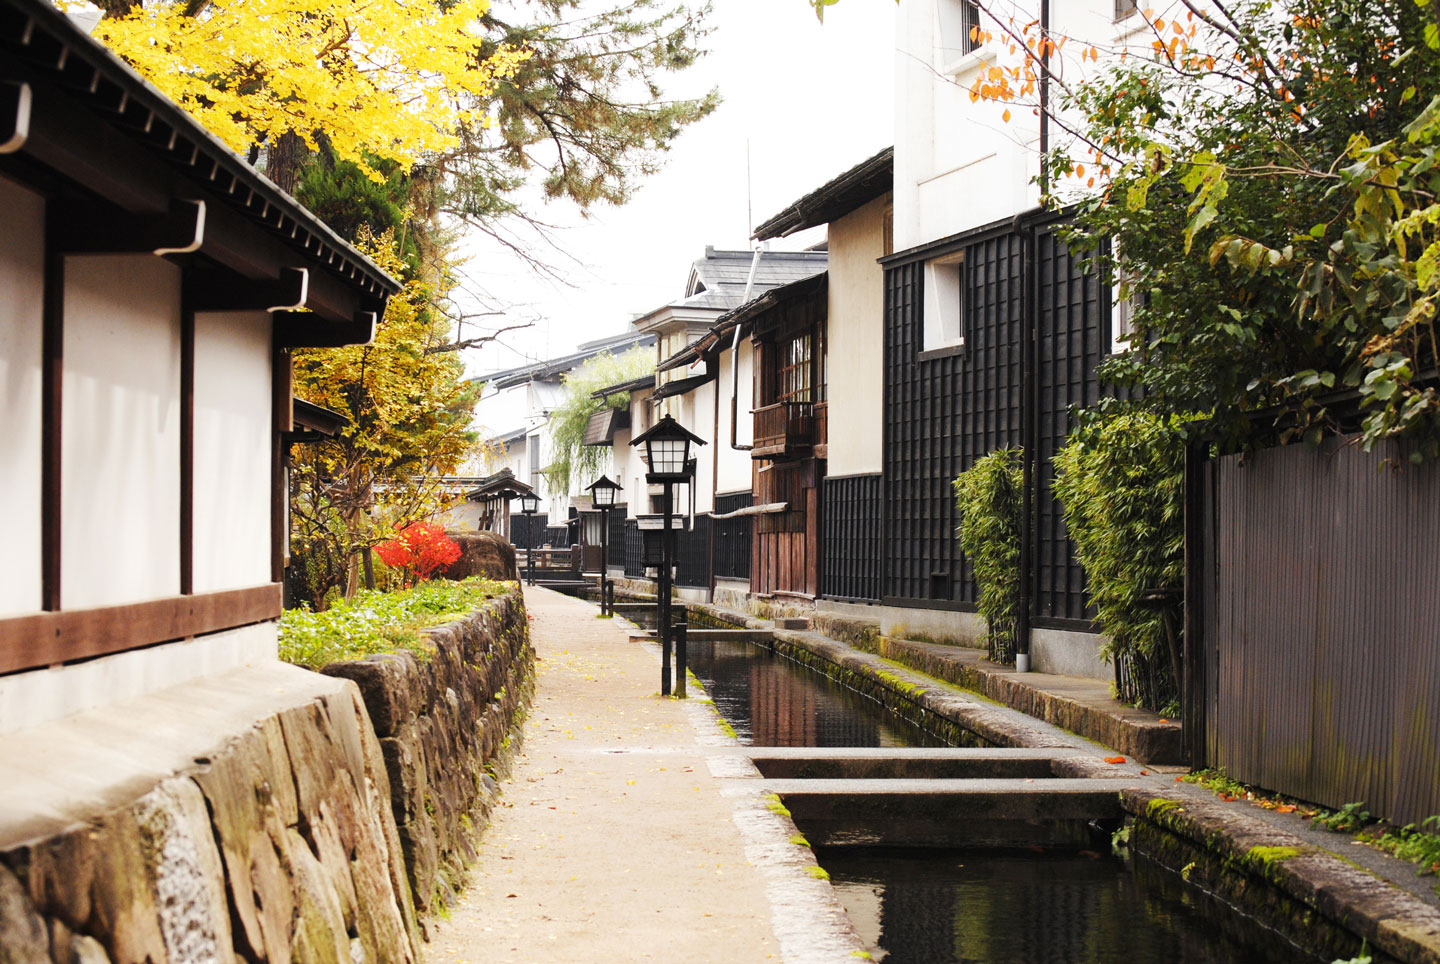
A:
[
  {"xmin": 684, "ymin": 637, "xmax": 948, "ymax": 747},
  {"xmin": 673, "ymin": 628, "xmax": 1322, "ymax": 964}
]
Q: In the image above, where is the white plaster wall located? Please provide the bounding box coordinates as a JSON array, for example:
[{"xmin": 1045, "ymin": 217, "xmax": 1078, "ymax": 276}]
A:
[
  {"xmin": 826, "ymin": 195, "xmax": 890, "ymax": 476},
  {"xmin": 688, "ymin": 381, "xmax": 716, "ymax": 515},
  {"xmin": 0, "ymin": 621, "xmax": 277, "ymax": 736},
  {"xmin": 714, "ymin": 342, "xmax": 756, "ymax": 497},
  {"xmin": 895, "ymin": 0, "xmax": 1174, "ymax": 250},
  {"xmin": 62, "ymin": 256, "xmax": 182, "ymax": 608},
  {"xmin": 0, "ymin": 176, "xmax": 45, "ymax": 617},
  {"xmin": 193, "ymin": 312, "xmax": 272, "ymax": 593}
]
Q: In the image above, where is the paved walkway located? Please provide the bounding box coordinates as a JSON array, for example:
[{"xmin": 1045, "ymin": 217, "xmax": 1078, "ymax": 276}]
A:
[{"xmin": 426, "ymin": 586, "xmax": 855, "ymax": 964}]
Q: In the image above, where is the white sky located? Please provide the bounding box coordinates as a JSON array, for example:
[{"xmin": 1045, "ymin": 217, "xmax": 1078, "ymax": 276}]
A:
[{"xmin": 457, "ymin": 0, "xmax": 897, "ymax": 378}]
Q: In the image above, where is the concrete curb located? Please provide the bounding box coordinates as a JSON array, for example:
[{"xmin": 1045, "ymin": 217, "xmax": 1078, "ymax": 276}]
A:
[
  {"xmin": 692, "ymin": 600, "xmax": 1183, "ymax": 764},
  {"xmin": 1124, "ymin": 787, "xmax": 1440, "ymax": 964}
]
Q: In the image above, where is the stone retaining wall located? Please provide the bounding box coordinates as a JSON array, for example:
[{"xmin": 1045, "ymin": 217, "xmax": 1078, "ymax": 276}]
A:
[
  {"xmin": 321, "ymin": 590, "xmax": 532, "ymax": 923},
  {"xmin": 0, "ymin": 666, "xmax": 422, "ymax": 964},
  {"xmin": 0, "ymin": 587, "xmax": 533, "ymax": 964}
]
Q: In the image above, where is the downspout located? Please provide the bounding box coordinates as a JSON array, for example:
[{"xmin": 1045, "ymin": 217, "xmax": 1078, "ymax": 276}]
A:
[
  {"xmin": 1039, "ymin": 0, "xmax": 1051, "ymax": 196},
  {"xmin": 710, "ymin": 356, "xmax": 720, "ymax": 600},
  {"xmin": 1016, "ymin": 211, "xmax": 1035, "ymax": 673},
  {"xmin": 730, "ymin": 246, "xmax": 764, "ymax": 452}
]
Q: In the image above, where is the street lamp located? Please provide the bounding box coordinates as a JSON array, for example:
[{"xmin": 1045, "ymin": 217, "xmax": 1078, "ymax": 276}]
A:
[
  {"xmin": 586, "ymin": 476, "xmax": 622, "ymax": 616},
  {"xmin": 630, "ymin": 415, "xmax": 706, "ymax": 696},
  {"xmin": 519, "ymin": 492, "xmax": 540, "ymax": 587}
]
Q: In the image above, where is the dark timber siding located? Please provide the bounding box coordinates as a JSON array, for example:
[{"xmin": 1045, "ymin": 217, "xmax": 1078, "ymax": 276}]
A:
[
  {"xmin": 606, "ymin": 504, "xmax": 627, "ymax": 568},
  {"xmin": 822, "ymin": 474, "xmax": 883, "ymax": 602},
  {"xmin": 713, "ymin": 492, "xmax": 752, "ymax": 581},
  {"xmin": 675, "ymin": 515, "xmax": 712, "ymax": 589},
  {"xmin": 881, "ymin": 216, "xmax": 1106, "ymax": 621},
  {"xmin": 1197, "ymin": 437, "xmax": 1440, "ymax": 824},
  {"xmin": 623, "ymin": 520, "xmax": 644, "ymax": 578},
  {"xmin": 1033, "ymin": 223, "xmax": 1107, "ymax": 624}
]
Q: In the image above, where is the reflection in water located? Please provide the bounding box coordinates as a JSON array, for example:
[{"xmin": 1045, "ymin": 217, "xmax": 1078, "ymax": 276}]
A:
[
  {"xmin": 684, "ymin": 639, "xmax": 948, "ymax": 747},
  {"xmin": 822, "ymin": 847, "xmax": 1320, "ymax": 964}
]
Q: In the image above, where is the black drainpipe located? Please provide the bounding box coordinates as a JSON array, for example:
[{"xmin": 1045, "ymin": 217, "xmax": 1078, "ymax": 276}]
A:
[
  {"xmin": 1039, "ymin": 0, "xmax": 1051, "ymax": 196},
  {"xmin": 1016, "ymin": 211, "xmax": 1036, "ymax": 672}
]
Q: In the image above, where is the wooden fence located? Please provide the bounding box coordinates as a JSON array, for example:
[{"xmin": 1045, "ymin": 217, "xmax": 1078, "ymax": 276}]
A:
[{"xmin": 1190, "ymin": 436, "xmax": 1440, "ymax": 824}]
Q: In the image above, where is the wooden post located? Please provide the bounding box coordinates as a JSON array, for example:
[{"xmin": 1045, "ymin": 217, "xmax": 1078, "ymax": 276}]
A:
[{"xmin": 659, "ymin": 483, "xmax": 673, "ymax": 697}]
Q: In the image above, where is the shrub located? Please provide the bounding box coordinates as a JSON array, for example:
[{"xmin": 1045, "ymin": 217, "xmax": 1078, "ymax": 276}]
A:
[
  {"xmin": 953, "ymin": 449, "xmax": 1024, "ymax": 663},
  {"xmin": 1052, "ymin": 411, "xmax": 1197, "ymax": 713},
  {"xmin": 374, "ymin": 522, "xmax": 461, "ymax": 585},
  {"xmin": 278, "ymin": 577, "xmax": 510, "ymax": 668}
]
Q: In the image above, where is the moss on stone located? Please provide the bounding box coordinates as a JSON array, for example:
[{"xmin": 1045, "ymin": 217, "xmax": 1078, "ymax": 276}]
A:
[
  {"xmin": 805, "ymin": 865, "xmax": 830, "ymax": 880},
  {"xmin": 763, "ymin": 794, "xmax": 791, "ymax": 818},
  {"xmin": 788, "ymin": 833, "xmax": 810, "ymax": 847}
]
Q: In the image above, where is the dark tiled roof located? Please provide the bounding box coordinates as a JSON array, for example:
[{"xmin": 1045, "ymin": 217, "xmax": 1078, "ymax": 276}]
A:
[
  {"xmin": 753, "ymin": 147, "xmax": 893, "ymax": 240},
  {"xmin": 590, "ymin": 374, "xmax": 654, "ymax": 400},
  {"xmin": 477, "ymin": 331, "xmax": 656, "ymax": 389}
]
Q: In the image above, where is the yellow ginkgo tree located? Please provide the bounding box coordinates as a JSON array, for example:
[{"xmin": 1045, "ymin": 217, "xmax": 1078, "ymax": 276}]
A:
[{"xmin": 75, "ymin": 0, "xmax": 530, "ymax": 187}]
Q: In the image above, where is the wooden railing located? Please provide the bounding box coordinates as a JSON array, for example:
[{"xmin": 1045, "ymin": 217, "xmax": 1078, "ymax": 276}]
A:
[
  {"xmin": 517, "ymin": 547, "xmax": 578, "ymax": 573},
  {"xmin": 752, "ymin": 401, "xmax": 815, "ymax": 458}
]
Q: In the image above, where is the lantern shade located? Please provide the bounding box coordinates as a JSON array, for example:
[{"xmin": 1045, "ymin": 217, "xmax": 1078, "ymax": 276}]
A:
[
  {"xmin": 630, "ymin": 414, "xmax": 706, "ymax": 481},
  {"xmin": 587, "ymin": 475, "xmax": 622, "ymax": 508},
  {"xmin": 519, "ymin": 493, "xmax": 540, "ymax": 514}
]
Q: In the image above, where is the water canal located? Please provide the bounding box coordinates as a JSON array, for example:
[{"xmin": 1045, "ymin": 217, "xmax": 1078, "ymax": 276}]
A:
[{"xmin": 639, "ymin": 614, "xmax": 1325, "ymax": 964}]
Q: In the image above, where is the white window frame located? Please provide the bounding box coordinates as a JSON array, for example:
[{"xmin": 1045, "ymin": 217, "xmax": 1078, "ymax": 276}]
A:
[
  {"xmin": 923, "ymin": 249, "xmax": 967, "ymax": 353},
  {"xmin": 1110, "ymin": 254, "xmax": 1138, "ymax": 355}
]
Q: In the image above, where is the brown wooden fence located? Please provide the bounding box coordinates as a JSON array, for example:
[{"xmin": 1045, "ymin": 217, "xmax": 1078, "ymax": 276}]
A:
[{"xmin": 1190, "ymin": 436, "xmax": 1440, "ymax": 824}]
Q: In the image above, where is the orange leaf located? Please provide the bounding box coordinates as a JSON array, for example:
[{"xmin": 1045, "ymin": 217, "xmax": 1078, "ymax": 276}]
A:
[
  {"xmin": 1002, "ymin": 108, "xmax": 1011, "ymax": 122},
  {"xmin": 1276, "ymin": 804, "xmax": 1297, "ymax": 813},
  {"xmin": 1104, "ymin": 756, "xmax": 1126, "ymax": 764}
]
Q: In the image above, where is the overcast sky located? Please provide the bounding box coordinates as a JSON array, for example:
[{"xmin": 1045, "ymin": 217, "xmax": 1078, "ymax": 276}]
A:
[{"xmin": 457, "ymin": 0, "xmax": 897, "ymax": 378}]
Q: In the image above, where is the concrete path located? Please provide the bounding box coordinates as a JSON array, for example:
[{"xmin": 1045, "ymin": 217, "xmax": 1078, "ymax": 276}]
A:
[{"xmin": 425, "ymin": 586, "xmax": 855, "ymax": 964}]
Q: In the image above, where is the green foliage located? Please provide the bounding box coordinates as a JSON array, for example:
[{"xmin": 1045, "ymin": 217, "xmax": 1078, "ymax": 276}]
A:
[
  {"xmin": 1053, "ymin": 411, "xmax": 1195, "ymax": 712},
  {"xmin": 952, "ymin": 449, "xmax": 1023, "ymax": 663},
  {"xmin": 543, "ymin": 347, "xmax": 655, "ymax": 494},
  {"xmin": 1315, "ymin": 802, "xmax": 1374, "ymax": 834},
  {"xmin": 1054, "ymin": 0, "xmax": 1440, "ymax": 458},
  {"xmin": 1371, "ymin": 817, "xmax": 1440, "ymax": 879},
  {"xmin": 278, "ymin": 577, "xmax": 510, "ymax": 668}
]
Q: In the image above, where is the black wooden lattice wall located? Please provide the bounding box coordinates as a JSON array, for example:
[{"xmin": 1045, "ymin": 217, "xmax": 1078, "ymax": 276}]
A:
[
  {"xmin": 822, "ymin": 474, "xmax": 883, "ymax": 602},
  {"xmin": 1033, "ymin": 224, "xmax": 1106, "ymax": 624},
  {"xmin": 606, "ymin": 504, "xmax": 627, "ymax": 569},
  {"xmin": 623, "ymin": 520, "xmax": 644, "ymax": 578},
  {"xmin": 675, "ymin": 515, "xmax": 712, "ymax": 589},
  {"xmin": 881, "ymin": 215, "xmax": 1106, "ymax": 622},
  {"xmin": 883, "ymin": 231, "xmax": 1024, "ymax": 606},
  {"xmin": 713, "ymin": 492, "xmax": 752, "ymax": 581}
]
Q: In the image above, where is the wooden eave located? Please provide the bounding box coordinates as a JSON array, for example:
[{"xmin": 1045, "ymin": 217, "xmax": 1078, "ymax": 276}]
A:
[{"xmin": 0, "ymin": 0, "xmax": 398, "ymax": 344}]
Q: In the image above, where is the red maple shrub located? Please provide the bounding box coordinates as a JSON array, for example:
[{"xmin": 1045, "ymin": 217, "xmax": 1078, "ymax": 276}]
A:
[{"xmin": 374, "ymin": 523, "xmax": 461, "ymax": 584}]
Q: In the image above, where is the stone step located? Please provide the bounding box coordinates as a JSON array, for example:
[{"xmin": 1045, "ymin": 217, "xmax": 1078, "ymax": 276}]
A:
[
  {"xmin": 746, "ymin": 747, "xmax": 1096, "ymax": 781},
  {"xmin": 764, "ymin": 777, "xmax": 1125, "ymax": 847}
]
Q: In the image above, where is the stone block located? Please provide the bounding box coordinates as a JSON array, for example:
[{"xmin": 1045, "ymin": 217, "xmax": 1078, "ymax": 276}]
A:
[{"xmin": 0, "ymin": 862, "xmax": 48, "ymax": 964}]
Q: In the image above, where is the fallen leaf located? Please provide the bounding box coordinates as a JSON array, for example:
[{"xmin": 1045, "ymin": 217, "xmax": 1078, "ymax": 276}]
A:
[{"xmin": 1105, "ymin": 756, "xmax": 1126, "ymax": 764}]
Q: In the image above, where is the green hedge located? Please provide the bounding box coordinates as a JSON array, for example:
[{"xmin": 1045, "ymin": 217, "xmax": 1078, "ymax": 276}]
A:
[
  {"xmin": 1053, "ymin": 412, "xmax": 1196, "ymax": 713},
  {"xmin": 279, "ymin": 577, "xmax": 513, "ymax": 668},
  {"xmin": 953, "ymin": 449, "xmax": 1024, "ymax": 663}
]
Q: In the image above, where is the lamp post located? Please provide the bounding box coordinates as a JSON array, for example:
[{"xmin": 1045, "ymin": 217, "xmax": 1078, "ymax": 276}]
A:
[
  {"xmin": 630, "ymin": 414, "xmax": 706, "ymax": 697},
  {"xmin": 519, "ymin": 492, "xmax": 540, "ymax": 587},
  {"xmin": 586, "ymin": 476, "xmax": 622, "ymax": 616}
]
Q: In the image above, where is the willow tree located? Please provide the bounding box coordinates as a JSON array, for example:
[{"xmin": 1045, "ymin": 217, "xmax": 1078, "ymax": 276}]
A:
[{"xmin": 543, "ymin": 347, "xmax": 655, "ymax": 495}]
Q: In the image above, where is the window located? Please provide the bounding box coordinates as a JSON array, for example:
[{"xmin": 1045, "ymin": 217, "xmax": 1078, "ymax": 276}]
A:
[
  {"xmin": 779, "ymin": 333, "xmax": 812, "ymax": 403},
  {"xmin": 882, "ymin": 207, "xmax": 894, "ymax": 258},
  {"xmin": 937, "ymin": 0, "xmax": 982, "ymax": 65},
  {"xmin": 1110, "ymin": 252, "xmax": 1140, "ymax": 353},
  {"xmin": 922, "ymin": 250, "xmax": 966, "ymax": 352},
  {"xmin": 1114, "ymin": 0, "xmax": 1139, "ymax": 21}
]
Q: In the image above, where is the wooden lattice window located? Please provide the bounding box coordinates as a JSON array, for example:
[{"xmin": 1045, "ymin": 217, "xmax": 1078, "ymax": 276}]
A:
[{"xmin": 779, "ymin": 333, "xmax": 812, "ymax": 403}]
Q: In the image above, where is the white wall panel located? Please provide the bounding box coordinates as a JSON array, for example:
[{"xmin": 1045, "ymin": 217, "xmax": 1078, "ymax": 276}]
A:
[
  {"xmin": 0, "ymin": 177, "xmax": 46, "ymax": 616},
  {"xmin": 193, "ymin": 311, "xmax": 272, "ymax": 592},
  {"xmin": 827, "ymin": 196, "xmax": 890, "ymax": 476},
  {"xmin": 62, "ymin": 256, "xmax": 182, "ymax": 608}
]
